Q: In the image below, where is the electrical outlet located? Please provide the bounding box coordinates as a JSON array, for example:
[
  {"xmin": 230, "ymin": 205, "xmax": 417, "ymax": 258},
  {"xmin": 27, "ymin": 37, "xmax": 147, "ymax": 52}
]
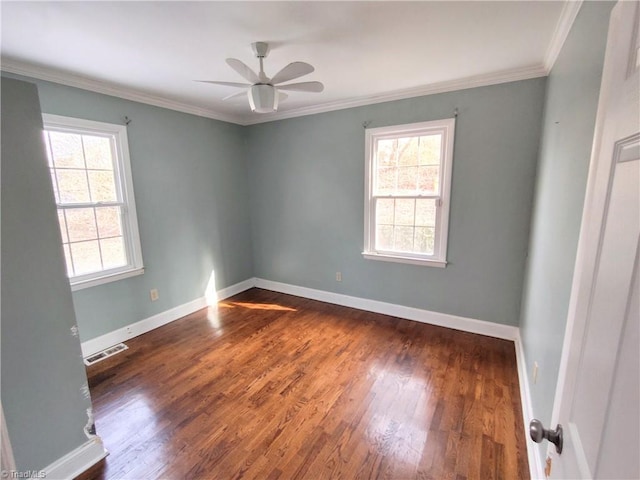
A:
[
  {"xmin": 150, "ymin": 288, "xmax": 159, "ymax": 301},
  {"xmin": 336, "ymin": 271, "xmax": 342, "ymax": 282},
  {"xmin": 533, "ymin": 361, "xmax": 539, "ymax": 384}
]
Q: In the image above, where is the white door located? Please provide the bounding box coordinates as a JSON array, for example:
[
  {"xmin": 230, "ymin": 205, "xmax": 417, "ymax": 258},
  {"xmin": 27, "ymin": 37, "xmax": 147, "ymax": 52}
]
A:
[{"xmin": 544, "ymin": 1, "xmax": 640, "ymax": 478}]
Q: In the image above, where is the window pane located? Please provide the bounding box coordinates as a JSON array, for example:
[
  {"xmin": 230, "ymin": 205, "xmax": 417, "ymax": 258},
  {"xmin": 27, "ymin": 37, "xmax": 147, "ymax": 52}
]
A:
[
  {"xmin": 375, "ymin": 135, "xmax": 441, "ymax": 195},
  {"xmin": 376, "ymin": 198, "xmax": 394, "ymax": 225},
  {"xmin": 397, "ymin": 166, "xmax": 418, "ymax": 193},
  {"xmin": 49, "ymin": 132, "xmax": 85, "ymax": 168},
  {"xmin": 376, "ymin": 167, "xmax": 395, "ymax": 194},
  {"xmin": 415, "ymin": 227, "xmax": 435, "ymax": 255},
  {"xmin": 377, "ymin": 139, "xmax": 396, "ymax": 166},
  {"xmin": 70, "ymin": 240, "xmax": 102, "ymax": 275},
  {"xmin": 65, "ymin": 208, "xmax": 97, "ymax": 242},
  {"xmin": 418, "ymin": 166, "xmax": 440, "ymax": 194},
  {"xmin": 88, "ymin": 170, "xmax": 117, "ymax": 202},
  {"xmin": 376, "ymin": 225, "xmax": 394, "ymax": 250},
  {"xmin": 56, "ymin": 169, "xmax": 90, "ymax": 203},
  {"xmin": 415, "ymin": 199, "xmax": 436, "ymax": 227},
  {"xmin": 397, "ymin": 137, "xmax": 419, "ymax": 166},
  {"xmin": 62, "ymin": 244, "xmax": 74, "ymax": 276},
  {"xmin": 418, "ymin": 135, "xmax": 442, "ymax": 165},
  {"xmin": 83, "ymin": 136, "xmax": 113, "ymax": 170},
  {"xmin": 100, "ymin": 237, "xmax": 127, "ymax": 269},
  {"xmin": 393, "ymin": 226, "xmax": 414, "ymax": 252},
  {"xmin": 96, "ymin": 207, "xmax": 122, "ymax": 238},
  {"xmin": 57, "ymin": 211, "xmax": 69, "ymax": 243},
  {"xmin": 395, "ymin": 199, "xmax": 415, "ymax": 226}
]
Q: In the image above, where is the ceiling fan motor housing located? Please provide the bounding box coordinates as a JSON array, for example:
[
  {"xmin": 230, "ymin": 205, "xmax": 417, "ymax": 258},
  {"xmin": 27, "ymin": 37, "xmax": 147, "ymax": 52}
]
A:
[
  {"xmin": 251, "ymin": 42, "xmax": 270, "ymax": 58},
  {"xmin": 248, "ymin": 84, "xmax": 278, "ymax": 113}
]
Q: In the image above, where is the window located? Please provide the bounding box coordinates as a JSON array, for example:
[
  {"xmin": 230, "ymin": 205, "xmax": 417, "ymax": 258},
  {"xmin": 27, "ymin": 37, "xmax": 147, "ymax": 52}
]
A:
[
  {"xmin": 42, "ymin": 114, "xmax": 144, "ymax": 290},
  {"xmin": 363, "ymin": 118, "xmax": 455, "ymax": 267}
]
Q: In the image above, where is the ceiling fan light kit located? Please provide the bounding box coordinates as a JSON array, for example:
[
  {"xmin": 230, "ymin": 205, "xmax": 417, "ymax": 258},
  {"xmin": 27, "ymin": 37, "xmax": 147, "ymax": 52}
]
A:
[
  {"xmin": 249, "ymin": 84, "xmax": 278, "ymax": 113},
  {"xmin": 200, "ymin": 41, "xmax": 324, "ymax": 114}
]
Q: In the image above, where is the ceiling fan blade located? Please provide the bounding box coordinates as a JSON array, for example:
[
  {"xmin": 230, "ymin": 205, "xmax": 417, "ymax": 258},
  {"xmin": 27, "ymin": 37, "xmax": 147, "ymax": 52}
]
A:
[
  {"xmin": 226, "ymin": 58, "xmax": 260, "ymax": 84},
  {"xmin": 270, "ymin": 62, "xmax": 315, "ymax": 85},
  {"xmin": 278, "ymin": 92, "xmax": 288, "ymax": 102},
  {"xmin": 222, "ymin": 90, "xmax": 248, "ymax": 101},
  {"xmin": 197, "ymin": 80, "xmax": 251, "ymax": 88},
  {"xmin": 277, "ymin": 81, "xmax": 324, "ymax": 93}
]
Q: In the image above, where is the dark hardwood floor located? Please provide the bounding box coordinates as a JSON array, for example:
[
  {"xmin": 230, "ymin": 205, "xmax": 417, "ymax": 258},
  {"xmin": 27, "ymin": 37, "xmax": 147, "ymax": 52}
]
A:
[{"xmin": 77, "ymin": 288, "xmax": 529, "ymax": 480}]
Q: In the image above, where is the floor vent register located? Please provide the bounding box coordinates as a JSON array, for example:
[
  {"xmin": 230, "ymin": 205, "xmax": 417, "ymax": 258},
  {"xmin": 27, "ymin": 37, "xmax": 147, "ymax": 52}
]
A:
[{"xmin": 84, "ymin": 343, "xmax": 129, "ymax": 366}]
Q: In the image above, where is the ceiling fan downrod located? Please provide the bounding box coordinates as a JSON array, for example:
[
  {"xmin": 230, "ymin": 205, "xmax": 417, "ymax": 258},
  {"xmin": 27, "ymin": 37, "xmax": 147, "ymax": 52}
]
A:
[{"xmin": 252, "ymin": 42, "xmax": 270, "ymax": 84}]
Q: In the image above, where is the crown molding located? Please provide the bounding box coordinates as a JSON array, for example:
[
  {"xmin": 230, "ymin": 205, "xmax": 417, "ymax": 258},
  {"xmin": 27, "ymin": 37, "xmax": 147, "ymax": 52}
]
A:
[
  {"xmin": 0, "ymin": 57, "xmax": 245, "ymax": 125},
  {"xmin": 544, "ymin": 0, "xmax": 583, "ymax": 72},
  {"xmin": 243, "ymin": 64, "xmax": 548, "ymax": 125},
  {"xmin": 2, "ymin": 57, "xmax": 548, "ymax": 127}
]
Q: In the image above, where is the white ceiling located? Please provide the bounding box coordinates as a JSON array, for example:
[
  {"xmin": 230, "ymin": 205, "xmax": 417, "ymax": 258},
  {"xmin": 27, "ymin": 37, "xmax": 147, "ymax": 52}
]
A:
[{"xmin": 1, "ymin": 1, "xmax": 575, "ymax": 125}]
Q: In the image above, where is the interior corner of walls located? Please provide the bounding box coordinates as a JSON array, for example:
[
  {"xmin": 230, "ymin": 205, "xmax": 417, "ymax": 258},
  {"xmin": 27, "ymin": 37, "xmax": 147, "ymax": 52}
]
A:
[{"xmin": 216, "ymin": 277, "xmax": 257, "ymax": 301}]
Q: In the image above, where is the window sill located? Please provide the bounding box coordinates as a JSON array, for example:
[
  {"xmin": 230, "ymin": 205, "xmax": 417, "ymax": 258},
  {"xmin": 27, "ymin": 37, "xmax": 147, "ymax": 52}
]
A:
[
  {"xmin": 70, "ymin": 267, "xmax": 145, "ymax": 291},
  {"xmin": 362, "ymin": 252, "xmax": 447, "ymax": 268}
]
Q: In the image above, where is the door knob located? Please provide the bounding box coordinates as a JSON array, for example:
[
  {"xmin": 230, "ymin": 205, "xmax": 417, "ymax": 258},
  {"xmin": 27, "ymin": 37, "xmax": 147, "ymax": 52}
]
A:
[{"xmin": 529, "ymin": 419, "xmax": 563, "ymax": 454}]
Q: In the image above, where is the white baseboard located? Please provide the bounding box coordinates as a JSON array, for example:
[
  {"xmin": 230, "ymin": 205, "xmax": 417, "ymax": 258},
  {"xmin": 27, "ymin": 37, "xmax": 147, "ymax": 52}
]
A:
[
  {"xmin": 216, "ymin": 277, "xmax": 257, "ymax": 300},
  {"xmin": 82, "ymin": 276, "xmax": 519, "ymax": 359},
  {"xmin": 80, "ymin": 296, "xmax": 207, "ymax": 357},
  {"xmin": 43, "ymin": 438, "xmax": 107, "ymax": 480},
  {"xmin": 80, "ymin": 278, "xmax": 257, "ymax": 357},
  {"xmin": 515, "ymin": 334, "xmax": 544, "ymax": 480},
  {"xmin": 254, "ymin": 278, "xmax": 519, "ymax": 341}
]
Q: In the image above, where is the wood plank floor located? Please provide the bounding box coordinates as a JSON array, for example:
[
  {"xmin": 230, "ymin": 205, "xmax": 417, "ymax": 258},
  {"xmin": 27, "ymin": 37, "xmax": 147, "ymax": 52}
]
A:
[{"xmin": 77, "ymin": 288, "xmax": 529, "ymax": 480}]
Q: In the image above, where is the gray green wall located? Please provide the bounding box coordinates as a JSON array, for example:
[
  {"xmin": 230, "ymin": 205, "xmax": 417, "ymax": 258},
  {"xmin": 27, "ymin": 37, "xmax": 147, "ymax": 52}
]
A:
[
  {"xmin": 3, "ymin": 73, "xmax": 254, "ymax": 342},
  {"xmin": 247, "ymin": 79, "xmax": 546, "ymax": 326},
  {"xmin": 3, "ymin": 72, "xmax": 548, "ymax": 346},
  {"xmin": 1, "ymin": 78, "xmax": 94, "ymax": 471},
  {"xmin": 519, "ymin": 0, "xmax": 613, "ymax": 457}
]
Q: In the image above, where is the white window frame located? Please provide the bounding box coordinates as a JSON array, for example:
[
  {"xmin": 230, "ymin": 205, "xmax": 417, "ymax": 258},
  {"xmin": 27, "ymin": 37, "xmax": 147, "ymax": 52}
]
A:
[
  {"xmin": 42, "ymin": 114, "xmax": 144, "ymax": 290},
  {"xmin": 363, "ymin": 118, "xmax": 455, "ymax": 268}
]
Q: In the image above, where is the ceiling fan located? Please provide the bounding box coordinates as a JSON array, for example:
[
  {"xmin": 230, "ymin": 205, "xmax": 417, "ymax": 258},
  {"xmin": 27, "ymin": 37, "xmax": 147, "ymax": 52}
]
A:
[{"xmin": 199, "ymin": 42, "xmax": 324, "ymax": 113}]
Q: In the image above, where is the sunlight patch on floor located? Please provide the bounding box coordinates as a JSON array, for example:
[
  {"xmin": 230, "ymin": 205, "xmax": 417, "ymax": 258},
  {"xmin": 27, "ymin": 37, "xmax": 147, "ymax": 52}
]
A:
[
  {"xmin": 206, "ymin": 307, "xmax": 224, "ymax": 332},
  {"xmin": 229, "ymin": 301, "xmax": 297, "ymax": 311}
]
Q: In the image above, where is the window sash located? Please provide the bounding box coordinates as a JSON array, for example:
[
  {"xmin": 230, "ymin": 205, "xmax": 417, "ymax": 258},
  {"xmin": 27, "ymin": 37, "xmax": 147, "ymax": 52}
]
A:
[
  {"xmin": 57, "ymin": 205, "xmax": 134, "ymax": 279},
  {"xmin": 370, "ymin": 195, "xmax": 442, "ymax": 258},
  {"xmin": 45, "ymin": 130, "xmax": 126, "ymax": 207},
  {"xmin": 372, "ymin": 133, "xmax": 445, "ymax": 197}
]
